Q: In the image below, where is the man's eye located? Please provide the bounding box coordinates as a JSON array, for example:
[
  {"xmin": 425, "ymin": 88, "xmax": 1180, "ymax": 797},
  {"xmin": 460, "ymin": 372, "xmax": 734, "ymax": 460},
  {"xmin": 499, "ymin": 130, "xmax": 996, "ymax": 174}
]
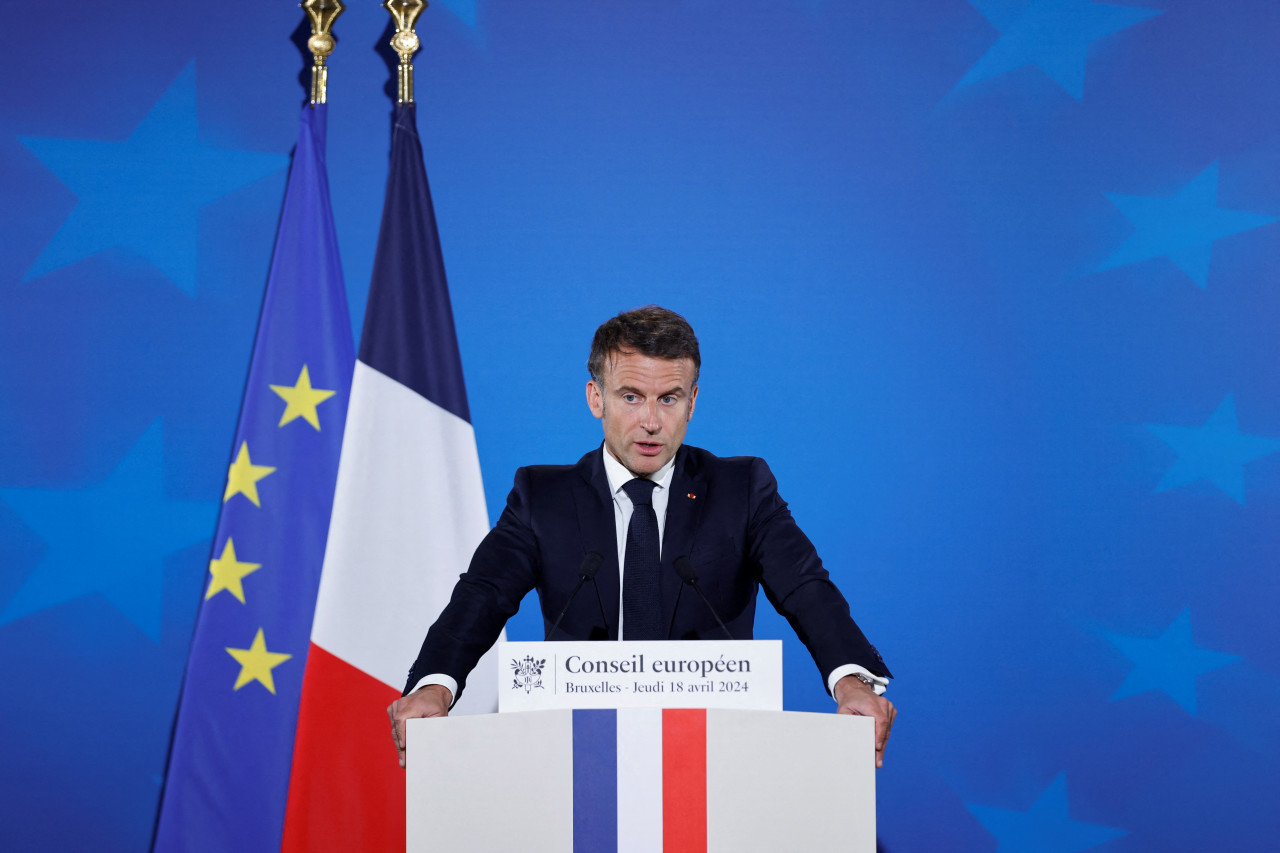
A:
[
  {"xmin": 623, "ymin": 394, "xmax": 638, "ymax": 403},
  {"xmin": 660, "ymin": 396, "xmax": 676, "ymax": 404}
]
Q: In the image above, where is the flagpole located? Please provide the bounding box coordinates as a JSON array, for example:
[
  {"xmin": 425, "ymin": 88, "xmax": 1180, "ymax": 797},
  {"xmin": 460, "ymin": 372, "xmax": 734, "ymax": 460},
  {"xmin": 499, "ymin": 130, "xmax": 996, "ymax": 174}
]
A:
[
  {"xmin": 384, "ymin": 0, "xmax": 427, "ymax": 104},
  {"xmin": 302, "ymin": 0, "xmax": 345, "ymax": 105}
]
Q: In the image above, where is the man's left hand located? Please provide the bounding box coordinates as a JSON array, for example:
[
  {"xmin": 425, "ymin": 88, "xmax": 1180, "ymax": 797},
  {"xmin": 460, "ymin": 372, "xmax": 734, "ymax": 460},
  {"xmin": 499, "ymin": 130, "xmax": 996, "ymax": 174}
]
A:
[{"xmin": 833, "ymin": 674, "xmax": 897, "ymax": 769}]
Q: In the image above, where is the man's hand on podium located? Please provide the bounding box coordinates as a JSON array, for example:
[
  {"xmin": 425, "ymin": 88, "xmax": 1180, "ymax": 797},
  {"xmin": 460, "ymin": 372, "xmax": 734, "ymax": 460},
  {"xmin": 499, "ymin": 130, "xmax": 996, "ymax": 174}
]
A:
[
  {"xmin": 833, "ymin": 675, "xmax": 896, "ymax": 769},
  {"xmin": 387, "ymin": 683, "xmax": 453, "ymax": 769}
]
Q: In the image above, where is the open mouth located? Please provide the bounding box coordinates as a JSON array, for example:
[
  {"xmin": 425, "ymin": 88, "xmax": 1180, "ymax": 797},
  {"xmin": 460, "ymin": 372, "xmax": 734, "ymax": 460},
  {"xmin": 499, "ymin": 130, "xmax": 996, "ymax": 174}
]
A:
[{"xmin": 635, "ymin": 442, "xmax": 663, "ymax": 456}]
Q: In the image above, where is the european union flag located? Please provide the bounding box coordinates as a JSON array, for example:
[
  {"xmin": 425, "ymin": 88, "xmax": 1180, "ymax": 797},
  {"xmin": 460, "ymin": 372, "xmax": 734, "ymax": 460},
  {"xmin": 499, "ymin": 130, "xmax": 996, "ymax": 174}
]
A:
[{"xmin": 152, "ymin": 103, "xmax": 354, "ymax": 852}]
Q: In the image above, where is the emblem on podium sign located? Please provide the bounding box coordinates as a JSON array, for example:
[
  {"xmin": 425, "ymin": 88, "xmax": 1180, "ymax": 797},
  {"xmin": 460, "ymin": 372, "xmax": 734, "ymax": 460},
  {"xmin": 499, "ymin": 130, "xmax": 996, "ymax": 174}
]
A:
[{"xmin": 511, "ymin": 655, "xmax": 547, "ymax": 694}]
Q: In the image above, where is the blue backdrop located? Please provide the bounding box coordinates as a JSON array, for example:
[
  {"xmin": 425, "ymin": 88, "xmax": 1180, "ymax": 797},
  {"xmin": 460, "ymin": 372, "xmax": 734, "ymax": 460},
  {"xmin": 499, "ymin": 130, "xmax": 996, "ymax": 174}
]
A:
[{"xmin": 2, "ymin": 1, "xmax": 1278, "ymax": 850}]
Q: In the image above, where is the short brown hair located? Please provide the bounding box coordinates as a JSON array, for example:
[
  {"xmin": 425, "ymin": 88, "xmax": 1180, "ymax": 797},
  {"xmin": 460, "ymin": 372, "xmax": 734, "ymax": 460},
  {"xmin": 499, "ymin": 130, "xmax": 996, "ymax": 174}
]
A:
[{"xmin": 587, "ymin": 305, "xmax": 701, "ymax": 387}]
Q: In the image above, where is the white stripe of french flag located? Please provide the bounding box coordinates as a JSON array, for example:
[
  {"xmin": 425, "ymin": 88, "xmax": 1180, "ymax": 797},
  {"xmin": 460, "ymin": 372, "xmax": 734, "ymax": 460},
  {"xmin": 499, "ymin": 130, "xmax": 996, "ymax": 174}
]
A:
[{"xmin": 617, "ymin": 709, "xmax": 663, "ymax": 852}]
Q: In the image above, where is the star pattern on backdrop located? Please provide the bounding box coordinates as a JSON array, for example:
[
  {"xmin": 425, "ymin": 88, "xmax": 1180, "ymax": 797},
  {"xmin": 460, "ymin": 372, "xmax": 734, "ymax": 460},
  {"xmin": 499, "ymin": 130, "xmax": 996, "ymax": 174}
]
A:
[
  {"xmin": 967, "ymin": 773, "xmax": 1127, "ymax": 852},
  {"xmin": 1106, "ymin": 608, "xmax": 1240, "ymax": 716},
  {"xmin": 269, "ymin": 365, "xmax": 336, "ymax": 430},
  {"xmin": 0, "ymin": 421, "xmax": 214, "ymax": 640},
  {"xmin": 19, "ymin": 61, "xmax": 287, "ymax": 294},
  {"xmin": 225, "ymin": 627, "xmax": 293, "ymax": 694},
  {"xmin": 957, "ymin": 0, "xmax": 1162, "ymax": 99},
  {"xmin": 223, "ymin": 442, "xmax": 276, "ymax": 507},
  {"xmin": 205, "ymin": 538, "xmax": 261, "ymax": 604},
  {"xmin": 1098, "ymin": 162, "xmax": 1278, "ymax": 288},
  {"xmin": 438, "ymin": 0, "xmax": 478, "ymax": 28},
  {"xmin": 1145, "ymin": 394, "xmax": 1280, "ymax": 504}
]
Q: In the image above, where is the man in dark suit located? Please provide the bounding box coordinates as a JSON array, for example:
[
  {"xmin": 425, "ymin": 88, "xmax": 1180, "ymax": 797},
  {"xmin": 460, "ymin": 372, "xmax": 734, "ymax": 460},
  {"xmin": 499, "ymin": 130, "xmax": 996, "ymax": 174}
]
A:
[{"xmin": 389, "ymin": 306, "xmax": 896, "ymax": 766}]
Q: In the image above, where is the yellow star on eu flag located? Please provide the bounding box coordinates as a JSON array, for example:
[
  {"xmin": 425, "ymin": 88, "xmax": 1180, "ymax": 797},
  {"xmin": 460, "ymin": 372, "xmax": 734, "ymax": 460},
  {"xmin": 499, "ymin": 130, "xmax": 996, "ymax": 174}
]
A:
[
  {"xmin": 270, "ymin": 364, "xmax": 337, "ymax": 430},
  {"xmin": 223, "ymin": 442, "xmax": 276, "ymax": 506},
  {"xmin": 205, "ymin": 538, "xmax": 262, "ymax": 604},
  {"xmin": 225, "ymin": 627, "xmax": 293, "ymax": 694}
]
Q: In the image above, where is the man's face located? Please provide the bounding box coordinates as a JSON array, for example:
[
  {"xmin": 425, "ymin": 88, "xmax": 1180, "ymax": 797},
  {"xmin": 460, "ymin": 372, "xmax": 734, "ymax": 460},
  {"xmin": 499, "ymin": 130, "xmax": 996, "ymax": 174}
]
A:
[{"xmin": 586, "ymin": 351, "xmax": 698, "ymax": 477}]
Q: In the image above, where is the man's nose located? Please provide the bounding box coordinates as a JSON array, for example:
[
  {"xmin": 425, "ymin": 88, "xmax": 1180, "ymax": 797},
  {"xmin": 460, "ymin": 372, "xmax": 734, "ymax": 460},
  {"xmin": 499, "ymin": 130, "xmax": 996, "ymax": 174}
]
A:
[{"xmin": 640, "ymin": 400, "xmax": 661, "ymax": 431}]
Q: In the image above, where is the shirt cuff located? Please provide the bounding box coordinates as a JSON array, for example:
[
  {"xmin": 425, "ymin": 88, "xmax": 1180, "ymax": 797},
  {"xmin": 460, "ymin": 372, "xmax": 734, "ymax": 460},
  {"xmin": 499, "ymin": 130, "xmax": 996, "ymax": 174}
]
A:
[
  {"xmin": 411, "ymin": 673, "xmax": 459, "ymax": 706},
  {"xmin": 827, "ymin": 664, "xmax": 889, "ymax": 697}
]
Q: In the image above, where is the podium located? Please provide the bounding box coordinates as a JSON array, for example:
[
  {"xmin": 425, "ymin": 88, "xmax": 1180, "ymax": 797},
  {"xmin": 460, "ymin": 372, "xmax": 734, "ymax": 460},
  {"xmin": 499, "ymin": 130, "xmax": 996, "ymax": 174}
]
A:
[{"xmin": 406, "ymin": 641, "xmax": 876, "ymax": 852}]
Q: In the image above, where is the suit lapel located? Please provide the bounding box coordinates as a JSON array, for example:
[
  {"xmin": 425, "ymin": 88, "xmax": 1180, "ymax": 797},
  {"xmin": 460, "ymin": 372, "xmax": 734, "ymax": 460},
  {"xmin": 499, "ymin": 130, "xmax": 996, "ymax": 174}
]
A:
[
  {"xmin": 661, "ymin": 446, "xmax": 707, "ymax": 635},
  {"xmin": 572, "ymin": 447, "xmax": 620, "ymax": 639}
]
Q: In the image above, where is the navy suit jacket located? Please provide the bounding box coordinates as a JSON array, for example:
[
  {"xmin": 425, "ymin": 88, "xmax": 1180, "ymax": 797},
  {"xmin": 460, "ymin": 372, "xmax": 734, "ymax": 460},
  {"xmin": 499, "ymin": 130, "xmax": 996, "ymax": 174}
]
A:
[{"xmin": 404, "ymin": 444, "xmax": 890, "ymax": 702}]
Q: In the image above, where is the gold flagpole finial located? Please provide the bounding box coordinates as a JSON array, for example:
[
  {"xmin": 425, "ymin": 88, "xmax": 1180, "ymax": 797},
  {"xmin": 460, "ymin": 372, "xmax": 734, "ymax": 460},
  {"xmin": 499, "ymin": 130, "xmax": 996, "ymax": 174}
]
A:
[
  {"xmin": 384, "ymin": 0, "xmax": 427, "ymax": 104},
  {"xmin": 302, "ymin": 0, "xmax": 345, "ymax": 105}
]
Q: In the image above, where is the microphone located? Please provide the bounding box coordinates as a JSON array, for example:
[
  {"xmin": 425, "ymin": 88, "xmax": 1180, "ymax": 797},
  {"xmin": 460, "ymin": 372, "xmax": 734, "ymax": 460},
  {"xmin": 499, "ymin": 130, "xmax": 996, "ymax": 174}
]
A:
[
  {"xmin": 673, "ymin": 556, "xmax": 734, "ymax": 640},
  {"xmin": 545, "ymin": 551, "xmax": 605, "ymax": 640}
]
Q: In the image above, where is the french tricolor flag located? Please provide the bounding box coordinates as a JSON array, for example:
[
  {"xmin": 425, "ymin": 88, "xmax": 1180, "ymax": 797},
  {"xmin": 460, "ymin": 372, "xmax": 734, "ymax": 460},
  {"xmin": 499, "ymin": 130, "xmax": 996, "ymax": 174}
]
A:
[
  {"xmin": 281, "ymin": 102, "xmax": 502, "ymax": 851},
  {"xmin": 408, "ymin": 708, "xmax": 876, "ymax": 852}
]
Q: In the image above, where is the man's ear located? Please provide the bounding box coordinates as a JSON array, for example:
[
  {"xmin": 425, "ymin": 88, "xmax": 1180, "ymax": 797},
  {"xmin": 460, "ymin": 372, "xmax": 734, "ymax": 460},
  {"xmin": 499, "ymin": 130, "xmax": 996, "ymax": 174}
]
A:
[
  {"xmin": 687, "ymin": 384, "xmax": 698, "ymax": 421},
  {"xmin": 586, "ymin": 380, "xmax": 604, "ymax": 419}
]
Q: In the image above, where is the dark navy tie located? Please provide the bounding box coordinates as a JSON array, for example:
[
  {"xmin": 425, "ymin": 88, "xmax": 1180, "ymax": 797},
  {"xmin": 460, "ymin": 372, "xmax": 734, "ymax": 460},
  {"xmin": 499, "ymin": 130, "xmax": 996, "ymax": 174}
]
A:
[{"xmin": 622, "ymin": 478, "xmax": 662, "ymax": 640}]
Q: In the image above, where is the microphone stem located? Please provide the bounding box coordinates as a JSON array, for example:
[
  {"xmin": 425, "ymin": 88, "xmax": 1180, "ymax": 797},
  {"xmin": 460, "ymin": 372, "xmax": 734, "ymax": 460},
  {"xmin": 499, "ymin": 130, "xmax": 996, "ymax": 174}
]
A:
[
  {"xmin": 592, "ymin": 578, "xmax": 612, "ymax": 639},
  {"xmin": 546, "ymin": 575, "xmax": 589, "ymax": 640},
  {"xmin": 689, "ymin": 579, "xmax": 733, "ymax": 640}
]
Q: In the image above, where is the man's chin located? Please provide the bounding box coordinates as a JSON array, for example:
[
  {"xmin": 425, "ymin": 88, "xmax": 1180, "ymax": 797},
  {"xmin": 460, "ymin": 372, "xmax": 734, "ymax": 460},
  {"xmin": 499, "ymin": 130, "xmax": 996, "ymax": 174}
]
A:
[
  {"xmin": 623, "ymin": 452, "xmax": 667, "ymax": 476},
  {"xmin": 624, "ymin": 461, "xmax": 659, "ymax": 477}
]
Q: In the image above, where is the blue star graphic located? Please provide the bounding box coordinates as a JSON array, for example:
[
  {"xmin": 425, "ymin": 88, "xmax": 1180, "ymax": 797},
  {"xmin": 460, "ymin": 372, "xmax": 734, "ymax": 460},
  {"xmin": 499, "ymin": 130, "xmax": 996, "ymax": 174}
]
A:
[
  {"xmin": 958, "ymin": 0, "xmax": 1162, "ymax": 99},
  {"xmin": 1106, "ymin": 608, "xmax": 1239, "ymax": 715},
  {"xmin": 967, "ymin": 773, "xmax": 1127, "ymax": 852},
  {"xmin": 1098, "ymin": 162, "xmax": 1278, "ymax": 288},
  {"xmin": 438, "ymin": 0, "xmax": 477, "ymax": 27},
  {"xmin": 1145, "ymin": 395, "xmax": 1280, "ymax": 504},
  {"xmin": 19, "ymin": 62, "xmax": 287, "ymax": 295},
  {"xmin": 0, "ymin": 420, "xmax": 215, "ymax": 641}
]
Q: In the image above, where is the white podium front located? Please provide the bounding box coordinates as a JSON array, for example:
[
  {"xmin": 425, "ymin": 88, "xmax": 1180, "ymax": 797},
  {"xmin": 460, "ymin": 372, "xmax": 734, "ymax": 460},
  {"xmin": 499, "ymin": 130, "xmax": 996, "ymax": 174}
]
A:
[{"xmin": 406, "ymin": 641, "xmax": 877, "ymax": 852}]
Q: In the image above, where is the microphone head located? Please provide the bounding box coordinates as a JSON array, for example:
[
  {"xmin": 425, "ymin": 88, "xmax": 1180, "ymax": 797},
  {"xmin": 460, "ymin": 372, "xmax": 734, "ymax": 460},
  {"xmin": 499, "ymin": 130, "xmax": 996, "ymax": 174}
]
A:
[
  {"xmin": 579, "ymin": 550, "xmax": 604, "ymax": 579},
  {"xmin": 673, "ymin": 555, "xmax": 698, "ymax": 584}
]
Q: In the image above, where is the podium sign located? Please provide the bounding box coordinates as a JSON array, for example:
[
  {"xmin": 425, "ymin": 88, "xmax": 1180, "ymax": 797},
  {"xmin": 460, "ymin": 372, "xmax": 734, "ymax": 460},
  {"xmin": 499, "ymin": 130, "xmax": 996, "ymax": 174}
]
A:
[{"xmin": 498, "ymin": 639, "xmax": 782, "ymax": 712}]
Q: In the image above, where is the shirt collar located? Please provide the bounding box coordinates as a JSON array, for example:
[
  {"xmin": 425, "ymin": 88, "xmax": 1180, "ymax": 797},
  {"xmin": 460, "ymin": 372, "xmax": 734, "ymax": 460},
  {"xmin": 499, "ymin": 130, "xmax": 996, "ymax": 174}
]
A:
[{"xmin": 601, "ymin": 445, "xmax": 677, "ymax": 496}]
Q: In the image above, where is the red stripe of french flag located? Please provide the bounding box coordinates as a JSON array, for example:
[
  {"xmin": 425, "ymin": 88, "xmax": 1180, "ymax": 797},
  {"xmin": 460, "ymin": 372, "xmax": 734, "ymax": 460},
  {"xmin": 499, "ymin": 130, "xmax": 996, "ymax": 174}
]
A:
[{"xmin": 663, "ymin": 710, "xmax": 708, "ymax": 853}]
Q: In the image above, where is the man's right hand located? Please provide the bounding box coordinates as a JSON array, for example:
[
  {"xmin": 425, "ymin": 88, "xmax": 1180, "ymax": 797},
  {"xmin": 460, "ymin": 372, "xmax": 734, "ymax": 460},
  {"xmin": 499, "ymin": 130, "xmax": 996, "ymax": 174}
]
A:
[{"xmin": 387, "ymin": 683, "xmax": 453, "ymax": 768}]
